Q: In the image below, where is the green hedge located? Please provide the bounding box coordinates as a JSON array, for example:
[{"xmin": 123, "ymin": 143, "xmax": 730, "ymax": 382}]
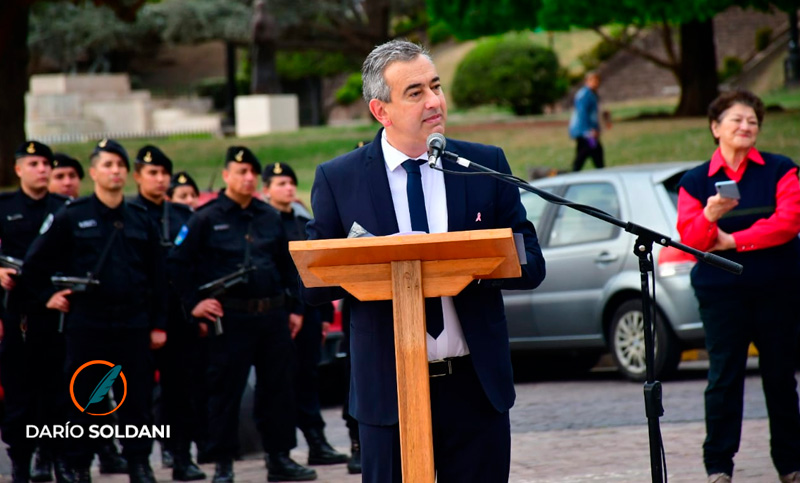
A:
[{"xmin": 452, "ymin": 34, "xmax": 566, "ymax": 115}]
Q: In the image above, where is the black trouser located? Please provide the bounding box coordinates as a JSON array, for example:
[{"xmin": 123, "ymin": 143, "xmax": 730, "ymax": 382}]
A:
[
  {"xmin": 158, "ymin": 315, "xmax": 206, "ymax": 459},
  {"xmin": 340, "ymin": 306, "xmax": 358, "ymax": 440},
  {"xmin": 572, "ymin": 136, "xmax": 604, "ymax": 172},
  {"xmin": 360, "ymin": 359, "xmax": 510, "ymax": 483},
  {"xmin": 0, "ymin": 313, "xmax": 37, "ymax": 462},
  {"xmin": 696, "ymin": 285, "xmax": 800, "ymax": 476},
  {"xmin": 294, "ymin": 307, "xmax": 324, "ymax": 432},
  {"xmin": 205, "ymin": 308, "xmax": 297, "ymax": 460},
  {"xmin": 26, "ymin": 316, "xmax": 69, "ymax": 457},
  {"xmin": 63, "ymin": 327, "xmax": 154, "ymax": 467}
]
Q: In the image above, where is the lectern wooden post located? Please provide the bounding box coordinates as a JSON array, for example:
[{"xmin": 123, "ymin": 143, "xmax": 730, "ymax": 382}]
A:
[{"xmin": 290, "ymin": 228, "xmax": 522, "ymax": 482}]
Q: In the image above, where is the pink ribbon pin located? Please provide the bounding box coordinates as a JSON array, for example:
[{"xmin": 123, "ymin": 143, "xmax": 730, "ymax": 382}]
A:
[{"xmin": 475, "ymin": 212, "xmax": 482, "ymax": 222}]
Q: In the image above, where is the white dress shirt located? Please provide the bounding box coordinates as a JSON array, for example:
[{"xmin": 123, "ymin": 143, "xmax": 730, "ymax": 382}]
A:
[{"xmin": 380, "ymin": 131, "xmax": 470, "ymax": 361}]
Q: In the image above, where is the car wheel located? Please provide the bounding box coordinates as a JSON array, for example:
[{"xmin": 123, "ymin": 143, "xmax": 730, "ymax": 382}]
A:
[{"xmin": 609, "ymin": 299, "xmax": 681, "ymax": 382}]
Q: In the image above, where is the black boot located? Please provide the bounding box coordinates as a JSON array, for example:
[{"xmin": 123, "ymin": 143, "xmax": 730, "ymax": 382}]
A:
[
  {"xmin": 70, "ymin": 467, "xmax": 91, "ymax": 483},
  {"xmin": 30, "ymin": 447, "xmax": 53, "ymax": 482},
  {"xmin": 266, "ymin": 452, "xmax": 316, "ymax": 482},
  {"xmin": 303, "ymin": 428, "xmax": 347, "ymax": 466},
  {"xmin": 11, "ymin": 456, "xmax": 32, "ymax": 483},
  {"xmin": 97, "ymin": 441, "xmax": 128, "ymax": 474},
  {"xmin": 347, "ymin": 439, "xmax": 361, "ymax": 475},
  {"xmin": 52, "ymin": 458, "xmax": 74, "ymax": 483},
  {"xmin": 161, "ymin": 447, "xmax": 174, "ymax": 469},
  {"xmin": 128, "ymin": 461, "xmax": 156, "ymax": 483},
  {"xmin": 211, "ymin": 459, "xmax": 234, "ymax": 483},
  {"xmin": 172, "ymin": 454, "xmax": 206, "ymax": 481}
]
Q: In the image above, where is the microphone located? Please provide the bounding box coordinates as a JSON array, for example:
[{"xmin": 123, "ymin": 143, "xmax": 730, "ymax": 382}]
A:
[{"xmin": 426, "ymin": 133, "xmax": 445, "ymax": 168}]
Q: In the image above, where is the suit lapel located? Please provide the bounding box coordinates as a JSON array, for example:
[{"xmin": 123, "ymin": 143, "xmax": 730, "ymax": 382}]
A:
[
  {"xmin": 365, "ymin": 131, "xmax": 400, "ymax": 236},
  {"xmin": 444, "ymin": 140, "xmax": 467, "ymax": 231}
]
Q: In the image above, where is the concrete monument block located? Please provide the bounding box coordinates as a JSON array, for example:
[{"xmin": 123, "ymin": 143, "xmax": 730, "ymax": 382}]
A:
[
  {"xmin": 83, "ymin": 97, "xmax": 151, "ymax": 134},
  {"xmin": 235, "ymin": 95, "xmax": 299, "ymax": 137},
  {"xmin": 26, "ymin": 93, "xmax": 82, "ymax": 121},
  {"xmin": 30, "ymin": 74, "xmax": 131, "ymax": 96}
]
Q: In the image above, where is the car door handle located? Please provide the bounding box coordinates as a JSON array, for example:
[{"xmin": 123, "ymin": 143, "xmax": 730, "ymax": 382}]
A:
[{"xmin": 594, "ymin": 252, "xmax": 619, "ymax": 264}]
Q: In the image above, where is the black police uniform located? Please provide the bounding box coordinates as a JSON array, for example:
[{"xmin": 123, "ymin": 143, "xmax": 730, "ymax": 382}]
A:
[
  {"xmin": 132, "ymin": 193, "xmax": 205, "ymax": 479},
  {"xmin": 0, "ymin": 188, "xmax": 68, "ymax": 472},
  {"xmin": 167, "ymin": 191, "xmax": 302, "ymax": 464},
  {"xmin": 274, "ymin": 206, "xmax": 345, "ymax": 460},
  {"xmin": 23, "ymin": 194, "xmax": 167, "ymax": 473}
]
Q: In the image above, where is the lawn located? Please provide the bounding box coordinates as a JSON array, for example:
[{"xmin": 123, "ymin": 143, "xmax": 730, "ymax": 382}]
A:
[{"xmin": 51, "ymin": 101, "xmax": 800, "ymax": 204}]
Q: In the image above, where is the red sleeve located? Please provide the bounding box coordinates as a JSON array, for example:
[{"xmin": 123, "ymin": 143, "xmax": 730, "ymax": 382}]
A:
[
  {"xmin": 677, "ymin": 187, "xmax": 718, "ymax": 251},
  {"xmin": 732, "ymin": 168, "xmax": 800, "ymax": 251}
]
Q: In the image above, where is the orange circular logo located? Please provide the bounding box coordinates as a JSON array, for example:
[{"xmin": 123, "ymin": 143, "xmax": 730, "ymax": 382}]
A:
[{"xmin": 69, "ymin": 360, "xmax": 127, "ymax": 416}]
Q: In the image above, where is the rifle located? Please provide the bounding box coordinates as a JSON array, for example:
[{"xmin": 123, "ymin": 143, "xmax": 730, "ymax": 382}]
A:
[
  {"xmin": 51, "ymin": 275, "xmax": 100, "ymax": 333},
  {"xmin": 197, "ymin": 265, "xmax": 255, "ymax": 335},
  {"xmin": 0, "ymin": 255, "xmax": 23, "ymax": 309}
]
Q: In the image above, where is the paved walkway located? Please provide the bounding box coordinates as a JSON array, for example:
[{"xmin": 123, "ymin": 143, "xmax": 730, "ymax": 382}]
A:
[{"xmin": 4, "ymin": 416, "xmax": 774, "ymax": 482}]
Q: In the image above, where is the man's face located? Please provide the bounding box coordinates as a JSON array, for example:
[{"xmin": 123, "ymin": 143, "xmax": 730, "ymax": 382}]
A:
[
  {"xmin": 586, "ymin": 74, "xmax": 601, "ymax": 90},
  {"xmin": 89, "ymin": 152, "xmax": 127, "ymax": 193},
  {"xmin": 169, "ymin": 186, "xmax": 199, "ymax": 209},
  {"xmin": 263, "ymin": 175, "xmax": 297, "ymax": 206},
  {"xmin": 222, "ymin": 163, "xmax": 258, "ymax": 198},
  {"xmin": 369, "ymin": 55, "xmax": 447, "ymax": 157},
  {"xmin": 48, "ymin": 167, "xmax": 81, "ymax": 198},
  {"xmin": 133, "ymin": 164, "xmax": 170, "ymax": 200},
  {"xmin": 15, "ymin": 155, "xmax": 52, "ymax": 192}
]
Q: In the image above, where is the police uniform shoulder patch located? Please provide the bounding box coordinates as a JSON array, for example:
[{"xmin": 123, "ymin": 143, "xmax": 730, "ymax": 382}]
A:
[
  {"xmin": 39, "ymin": 213, "xmax": 54, "ymax": 235},
  {"xmin": 174, "ymin": 224, "xmax": 189, "ymax": 246}
]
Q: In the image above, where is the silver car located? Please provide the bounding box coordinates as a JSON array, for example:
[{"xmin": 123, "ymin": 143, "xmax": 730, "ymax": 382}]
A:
[{"xmin": 504, "ymin": 162, "xmax": 705, "ymax": 381}]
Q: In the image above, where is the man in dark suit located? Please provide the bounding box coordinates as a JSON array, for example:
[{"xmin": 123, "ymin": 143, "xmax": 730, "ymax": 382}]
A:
[{"xmin": 301, "ymin": 40, "xmax": 546, "ymax": 482}]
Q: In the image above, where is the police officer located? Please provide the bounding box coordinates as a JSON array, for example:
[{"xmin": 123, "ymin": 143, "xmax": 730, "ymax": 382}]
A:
[
  {"xmin": 167, "ymin": 172, "xmax": 200, "ymax": 210},
  {"xmin": 262, "ymin": 162, "xmax": 347, "ymax": 468},
  {"xmin": 131, "ymin": 146, "xmax": 205, "ymax": 481},
  {"xmin": 168, "ymin": 147, "xmax": 316, "ymax": 482},
  {"xmin": 48, "ymin": 153, "xmax": 84, "ymax": 199},
  {"xmin": 0, "ymin": 141, "xmax": 69, "ymax": 483},
  {"xmin": 37, "ymin": 151, "xmax": 129, "ymax": 482},
  {"xmin": 23, "ymin": 139, "xmax": 167, "ymax": 483}
]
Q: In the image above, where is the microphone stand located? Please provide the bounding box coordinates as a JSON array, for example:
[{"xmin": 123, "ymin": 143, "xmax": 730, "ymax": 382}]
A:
[{"xmin": 434, "ymin": 151, "xmax": 742, "ymax": 483}]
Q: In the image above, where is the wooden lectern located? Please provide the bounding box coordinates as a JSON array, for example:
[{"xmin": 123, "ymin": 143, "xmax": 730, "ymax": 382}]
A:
[{"xmin": 290, "ymin": 228, "xmax": 522, "ymax": 482}]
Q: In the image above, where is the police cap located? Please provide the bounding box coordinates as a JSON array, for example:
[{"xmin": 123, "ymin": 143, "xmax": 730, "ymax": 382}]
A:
[
  {"xmin": 136, "ymin": 145, "xmax": 173, "ymax": 174},
  {"xmin": 53, "ymin": 153, "xmax": 85, "ymax": 179},
  {"xmin": 91, "ymin": 139, "xmax": 130, "ymax": 170},
  {"xmin": 262, "ymin": 162, "xmax": 297, "ymax": 185},
  {"xmin": 15, "ymin": 141, "xmax": 54, "ymax": 164},
  {"xmin": 168, "ymin": 171, "xmax": 199, "ymax": 197},
  {"xmin": 225, "ymin": 146, "xmax": 261, "ymax": 175}
]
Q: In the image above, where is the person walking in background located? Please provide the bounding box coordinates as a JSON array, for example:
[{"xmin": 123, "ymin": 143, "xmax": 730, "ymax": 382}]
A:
[
  {"xmin": 677, "ymin": 90, "xmax": 800, "ymax": 483},
  {"xmin": 569, "ymin": 72, "xmax": 605, "ymax": 172}
]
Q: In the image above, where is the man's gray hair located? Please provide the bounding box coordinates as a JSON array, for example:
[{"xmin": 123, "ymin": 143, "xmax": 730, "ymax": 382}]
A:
[{"xmin": 361, "ymin": 39, "xmax": 432, "ymax": 103}]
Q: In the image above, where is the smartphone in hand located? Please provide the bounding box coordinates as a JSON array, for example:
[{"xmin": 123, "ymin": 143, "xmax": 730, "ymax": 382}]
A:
[{"xmin": 715, "ymin": 180, "xmax": 741, "ymax": 200}]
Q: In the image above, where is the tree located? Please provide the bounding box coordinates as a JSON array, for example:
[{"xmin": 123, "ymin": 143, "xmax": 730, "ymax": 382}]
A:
[
  {"xmin": 0, "ymin": 0, "xmax": 146, "ymax": 187},
  {"xmin": 430, "ymin": 0, "xmax": 797, "ymax": 116}
]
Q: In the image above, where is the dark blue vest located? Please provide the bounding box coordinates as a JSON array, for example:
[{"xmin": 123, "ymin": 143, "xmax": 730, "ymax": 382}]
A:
[{"xmin": 679, "ymin": 152, "xmax": 800, "ymax": 288}]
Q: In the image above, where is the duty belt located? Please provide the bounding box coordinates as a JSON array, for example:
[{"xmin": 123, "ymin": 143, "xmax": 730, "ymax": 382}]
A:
[
  {"xmin": 221, "ymin": 294, "xmax": 285, "ymax": 314},
  {"xmin": 428, "ymin": 354, "xmax": 472, "ymax": 378}
]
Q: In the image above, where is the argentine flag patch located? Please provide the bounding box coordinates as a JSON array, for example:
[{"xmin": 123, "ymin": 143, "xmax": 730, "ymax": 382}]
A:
[{"xmin": 174, "ymin": 225, "xmax": 189, "ymax": 246}]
